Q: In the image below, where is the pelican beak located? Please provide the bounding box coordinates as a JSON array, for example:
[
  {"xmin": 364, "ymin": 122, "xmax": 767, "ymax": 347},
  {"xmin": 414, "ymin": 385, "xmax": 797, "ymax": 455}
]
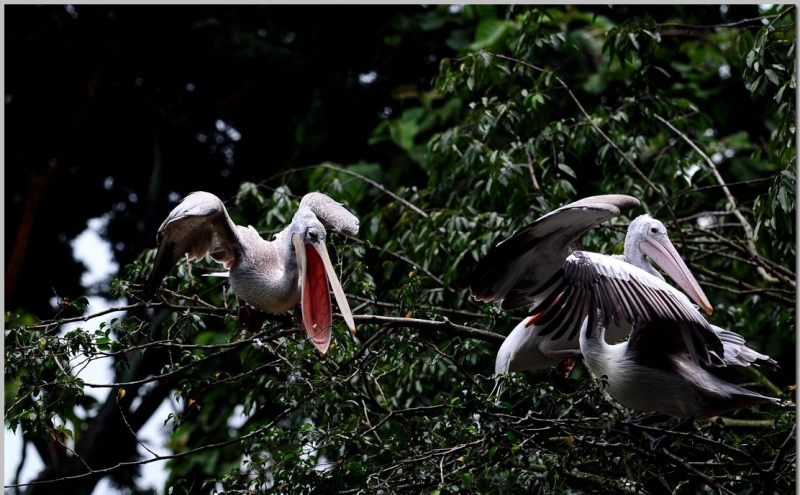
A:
[
  {"xmin": 293, "ymin": 236, "xmax": 356, "ymax": 355},
  {"xmin": 311, "ymin": 241, "xmax": 356, "ymax": 336},
  {"xmin": 640, "ymin": 235, "xmax": 713, "ymax": 315}
]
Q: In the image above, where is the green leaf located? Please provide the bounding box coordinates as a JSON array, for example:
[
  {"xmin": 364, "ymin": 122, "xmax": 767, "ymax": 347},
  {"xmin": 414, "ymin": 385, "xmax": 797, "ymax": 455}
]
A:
[
  {"xmin": 470, "ymin": 20, "xmax": 509, "ymax": 51},
  {"xmin": 775, "ymin": 83, "xmax": 787, "ymax": 103},
  {"xmin": 750, "ymin": 75, "xmax": 762, "ymax": 94},
  {"xmin": 628, "ymin": 32, "xmax": 639, "ymax": 51},
  {"xmin": 764, "ymin": 69, "xmax": 780, "ymax": 86},
  {"xmin": 557, "ymin": 163, "xmax": 576, "ymax": 179},
  {"xmin": 736, "ymin": 30, "xmax": 755, "ymax": 57},
  {"xmin": 745, "ymin": 49, "xmax": 757, "ymax": 69},
  {"xmin": 777, "ymin": 186, "xmax": 791, "ymax": 213}
]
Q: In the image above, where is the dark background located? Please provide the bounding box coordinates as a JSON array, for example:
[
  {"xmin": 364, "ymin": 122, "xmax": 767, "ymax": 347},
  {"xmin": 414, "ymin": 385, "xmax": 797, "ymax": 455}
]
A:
[{"xmin": 6, "ymin": 4, "xmax": 771, "ymax": 318}]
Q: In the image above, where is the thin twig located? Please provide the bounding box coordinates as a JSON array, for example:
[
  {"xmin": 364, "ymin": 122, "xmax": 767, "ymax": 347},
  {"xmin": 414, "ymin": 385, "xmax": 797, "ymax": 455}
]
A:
[
  {"xmin": 320, "ymin": 163, "xmax": 429, "ymax": 218},
  {"xmin": 767, "ymin": 427, "xmax": 796, "ymax": 473},
  {"xmin": 116, "ymin": 392, "xmax": 160, "ymax": 458},
  {"xmin": 657, "ymin": 13, "xmax": 783, "ymax": 30},
  {"xmin": 348, "ymin": 293, "xmax": 486, "ymax": 318},
  {"xmin": 4, "ymin": 407, "xmax": 296, "ymax": 489},
  {"xmin": 351, "ymin": 314, "xmax": 504, "ymax": 344},
  {"xmin": 20, "ymin": 301, "xmax": 234, "ymax": 331},
  {"xmin": 382, "ymin": 247, "xmax": 450, "ymax": 290},
  {"xmin": 657, "ymin": 447, "xmax": 737, "ymax": 495}
]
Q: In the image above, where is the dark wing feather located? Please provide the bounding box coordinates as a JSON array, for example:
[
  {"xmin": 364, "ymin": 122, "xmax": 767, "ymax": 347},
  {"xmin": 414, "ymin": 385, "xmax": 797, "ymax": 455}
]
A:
[
  {"xmin": 710, "ymin": 325, "xmax": 778, "ymax": 369},
  {"xmin": 625, "ymin": 319, "xmax": 692, "ymax": 372},
  {"xmin": 145, "ymin": 192, "xmax": 241, "ymax": 298},
  {"xmin": 624, "ymin": 320, "xmax": 778, "ymax": 378},
  {"xmin": 468, "ymin": 194, "xmax": 640, "ymax": 309}
]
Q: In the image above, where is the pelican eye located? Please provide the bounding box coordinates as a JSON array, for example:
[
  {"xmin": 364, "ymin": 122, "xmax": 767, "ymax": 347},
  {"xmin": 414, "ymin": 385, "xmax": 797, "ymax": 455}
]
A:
[{"xmin": 650, "ymin": 226, "xmax": 658, "ymax": 234}]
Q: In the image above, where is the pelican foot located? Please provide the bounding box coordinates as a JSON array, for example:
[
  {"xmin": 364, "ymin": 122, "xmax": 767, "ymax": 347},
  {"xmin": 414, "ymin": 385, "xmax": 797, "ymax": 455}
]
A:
[
  {"xmin": 237, "ymin": 305, "xmax": 267, "ymax": 333},
  {"xmin": 625, "ymin": 416, "xmax": 643, "ymax": 426},
  {"xmin": 556, "ymin": 357, "xmax": 577, "ymax": 377},
  {"xmin": 648, "ymin": 416, "xmax": 694, "ymax": 450},
  {"xmin": 626, "ymin": 413, "xmax": 671, "ymax": 427},
  {"xmin": 649, "ymin": 434, "xmax": 673, "ymax": 451}
]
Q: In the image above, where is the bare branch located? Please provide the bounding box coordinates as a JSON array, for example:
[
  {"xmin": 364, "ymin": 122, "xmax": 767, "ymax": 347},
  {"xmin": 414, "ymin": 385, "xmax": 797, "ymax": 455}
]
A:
[
  {"xmin": 657, "ymin": 13, "xmax": 785, "ymax": 30},
  {"xmin": 351, "ymin": 314, "xmax": 504, "ymax": 344},
  {"xmin": 320, "ymin": 162, "xmax": 429, "ymax": 218}
]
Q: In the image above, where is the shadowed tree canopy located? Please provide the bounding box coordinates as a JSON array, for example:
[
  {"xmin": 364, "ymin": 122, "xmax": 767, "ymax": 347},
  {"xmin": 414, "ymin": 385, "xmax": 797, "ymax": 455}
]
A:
[
  {"xmin": 5, "ymin": 4, "xmax": 796, "ymax": 495},
  {"xmin": 5, "ymin": 4, "xmax": 447, "ymax": 316}
]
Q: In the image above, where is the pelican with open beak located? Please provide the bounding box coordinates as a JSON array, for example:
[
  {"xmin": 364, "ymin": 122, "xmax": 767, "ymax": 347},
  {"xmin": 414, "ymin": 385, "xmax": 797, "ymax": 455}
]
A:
[{"xmin": 146, "ymin": 191, "xmax": 358, "ymax": 354}]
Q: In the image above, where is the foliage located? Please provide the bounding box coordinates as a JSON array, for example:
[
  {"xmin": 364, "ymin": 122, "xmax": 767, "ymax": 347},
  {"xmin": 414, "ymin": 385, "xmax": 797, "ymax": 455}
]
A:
[{"xmin": 5, "ymin": 5, "xmax": 796, "ymax": 495}]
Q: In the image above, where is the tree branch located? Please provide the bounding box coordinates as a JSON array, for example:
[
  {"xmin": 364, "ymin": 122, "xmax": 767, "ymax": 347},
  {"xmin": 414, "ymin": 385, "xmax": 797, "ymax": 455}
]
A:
[
  {"xmin": 5, "ymin": 407, "xmax": 295, "ymax": 490},
  {"xmin": 653, "ymin": 113, "xmax": 780, "ymax": 285},
  {"xmin": 351, "ymin": 314, "xmax": 504, "ymax": 344},
  {"xmin": 320, "ymin": 162, "xmax": 429, "ymax": 218},
  {"xmin": 488, "ymin": 52, "xmax": 683, "ymax": 239}
]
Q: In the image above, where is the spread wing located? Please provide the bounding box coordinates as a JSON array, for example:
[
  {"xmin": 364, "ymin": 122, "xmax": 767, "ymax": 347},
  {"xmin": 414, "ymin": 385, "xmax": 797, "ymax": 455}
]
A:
[
  {"xmin": 299, "ymin": 192, "xmax": 360, "ymax": 237},
  {"xmin": 145, "ymin": 192, "xmax": 241, "ymax": 298},
  {"xmin": 531, "ymin": 252, "xmax": 724, "ymax": 365},
  {"xmin": 624, "ymin": 319, "xmax": 711, "ymax": 371},
  {"xmin": 624, "ymin": 320, "xmax": 777, "ymax": 372},
  {"xmin": 468, "ymin": 194, "xmax": 640, "ymax": 310},
  {"xmin": 709, "ymin": 325, "xmax": 778, "ymax": 369}
]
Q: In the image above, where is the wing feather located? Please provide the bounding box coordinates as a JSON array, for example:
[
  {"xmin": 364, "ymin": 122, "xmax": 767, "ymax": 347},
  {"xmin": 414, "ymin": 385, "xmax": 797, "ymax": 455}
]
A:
[
  {"xmin": 529, "ymin": 252, "xmax": 723, "ymax": 363},
  {"xmin": 710, "ymin": 325, "xmax": 778, "ymax": 369},
  {"xmin": 299, "ymin": 192, "xmax": 359, "ymax": 237},
  {"xmin": 146, "ymin": 192, "xmax": 241, "ymax": 298},
  {"xmin": 468, "ymin": 194, "xmax": 640, "ymax": 308}
]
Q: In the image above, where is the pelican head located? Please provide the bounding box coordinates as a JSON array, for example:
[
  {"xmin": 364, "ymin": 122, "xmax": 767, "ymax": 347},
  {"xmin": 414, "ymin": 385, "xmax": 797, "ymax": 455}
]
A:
[
  {"xmin": 290, "ymin": 209, "xmax": 356, "ymax": 355},
  {"xmin": 626, "ymin": 214, "xmax": 713, "ymax": 315}
]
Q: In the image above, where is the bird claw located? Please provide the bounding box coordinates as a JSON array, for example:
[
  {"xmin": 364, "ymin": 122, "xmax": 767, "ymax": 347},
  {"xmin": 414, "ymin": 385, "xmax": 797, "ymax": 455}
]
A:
[
  {"xmin": 649, "ymin": 434, "xmax": 672, "ymax": 451},
  {"xmin": 237, "ymin": 305, "xmax": 266, "ymax": 333},
  {"xmin": 625, "ymin": 415, "xmax": 643, "ymax": 426},
  {"xmin": 556, "ymin": 357, "xmax": 577, "ymax": 377}
]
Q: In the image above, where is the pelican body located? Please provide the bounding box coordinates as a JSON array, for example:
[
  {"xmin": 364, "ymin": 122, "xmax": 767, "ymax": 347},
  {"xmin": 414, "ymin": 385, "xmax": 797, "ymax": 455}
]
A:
[
  {"xmin": 580, "ymin": 316, "xmax": 779, "ymax": 420},
  {"xmin": 476, "ymin": 195, "xmax": 715, "ymax": 373},
  {"xmin": 475, "ymin": 194, "xmax": 780, "ymax": 420},
  {"xmin": 146, "ymin": 191, "xmax": 358, "ymax": 354}
]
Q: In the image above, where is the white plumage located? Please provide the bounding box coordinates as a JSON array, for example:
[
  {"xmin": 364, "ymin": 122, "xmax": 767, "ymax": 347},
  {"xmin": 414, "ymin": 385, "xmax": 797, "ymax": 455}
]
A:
[{"xmin": 146, "ymin": 191, "xmax": 359, "ymax": 354}]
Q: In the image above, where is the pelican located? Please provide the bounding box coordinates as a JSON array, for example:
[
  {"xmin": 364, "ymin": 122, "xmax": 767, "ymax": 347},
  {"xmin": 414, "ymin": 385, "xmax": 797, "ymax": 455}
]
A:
[
  {"xmin": 145, "ymin": 191, "xmax": 358, "ymax": 354},
  {"xmin": 472, "ymin": 195, "xmax": 715, "ymax": 373},
  {"xmin": 493, "ymin": 212, "xmax": 773, "ymax": 373},
  {"xmin": 579, "ymin": 315, "xmax": 780, "ymax": 421}
]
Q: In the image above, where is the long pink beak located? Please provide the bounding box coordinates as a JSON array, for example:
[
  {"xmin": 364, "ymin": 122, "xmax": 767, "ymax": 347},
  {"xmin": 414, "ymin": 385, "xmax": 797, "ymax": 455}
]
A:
[
  {"xmin": 294, "ymin": 237, "xmax": 356, "ymax": 354},
  {"xmin": 640, "ymin": 235, "xmax": 713, "ymax": 315}
]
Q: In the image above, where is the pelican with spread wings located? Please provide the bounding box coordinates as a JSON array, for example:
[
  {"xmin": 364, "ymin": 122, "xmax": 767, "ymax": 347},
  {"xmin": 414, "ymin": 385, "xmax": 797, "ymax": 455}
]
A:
[{"xmin": 145, "ymin": 191, "xmax": 358, "ymax": 354}]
